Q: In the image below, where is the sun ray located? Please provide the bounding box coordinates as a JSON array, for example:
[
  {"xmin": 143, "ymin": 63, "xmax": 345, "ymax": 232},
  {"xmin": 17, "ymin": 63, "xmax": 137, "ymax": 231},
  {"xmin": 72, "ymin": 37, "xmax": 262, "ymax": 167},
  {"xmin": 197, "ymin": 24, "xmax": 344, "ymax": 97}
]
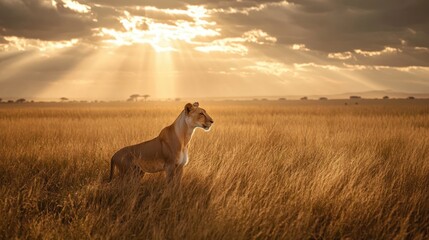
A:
[
  {"xmin": 36, "ymin": 46, "xmax": 132, "ymax": 100},
  {"xmin": 152, "ymin": 50, "xmax": 176, "ymax": 99},
  {"xmin": 0, "ymin": 46, "xmax": 92, "ymax": 99},
  {"xmin": 0, "ymin": 51, "xmax": 40, "ymax": 83}
]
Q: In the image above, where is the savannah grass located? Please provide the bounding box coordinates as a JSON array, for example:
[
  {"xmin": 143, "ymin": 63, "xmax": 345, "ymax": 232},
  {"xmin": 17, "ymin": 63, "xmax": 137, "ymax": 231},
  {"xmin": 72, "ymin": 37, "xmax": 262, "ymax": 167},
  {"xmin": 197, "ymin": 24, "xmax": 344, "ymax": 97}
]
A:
[{"xmin": 0, "ymin": 100, "xmax": 428, "ymax": 239}]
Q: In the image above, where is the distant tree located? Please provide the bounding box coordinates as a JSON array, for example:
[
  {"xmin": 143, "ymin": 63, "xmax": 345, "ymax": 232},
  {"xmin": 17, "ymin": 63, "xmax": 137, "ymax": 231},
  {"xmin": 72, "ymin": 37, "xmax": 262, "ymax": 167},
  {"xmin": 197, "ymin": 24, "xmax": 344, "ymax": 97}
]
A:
[
  {"xmin": 350, "ymin": 96, "xmax": 361, "ymax": 99},
  {"xmin": 261, "ymin": 98, "xmax": 268, "ymax": 101},
  {"xmin": 278, "ymin": 97, "xmax": 287, "ymax": 101},
  {"xmin": 301, "ymin": 96, "xmax": 308, "ymax": 100},
  {"xmin": 383, "ymin": 96, "xmax": 389, "ymax": 99},
  {"xmin": 175, "ymin": 98, "xmax": 181, "ymax": 102},
  {"xmin": 16, "ymin": 98, "xmax": 26, "ymax": 103},
  {"xmin": 0, "ymin": 98, "xmax": 2, "ymax": 103},
  {"xmin": 407, "ymin": 96, "xmax": 415, "ymax": 100},
  {"xmin": 128, "ymin": 94, "xmax": 140, "ymax": 102},
  {"xmin": 319, "ymin": 97, "xmax": 328, "ymax": 100},
  {"xmin": 60, "ymin": 97, "xmax": 69, "ymax": 102},
  {"xmin": 142, "ymin": 94, "xmax": 150, "ymax": 101},
  {"xmin": 7, "ymin": 100, "xmax": 14, "ymax": 103}
]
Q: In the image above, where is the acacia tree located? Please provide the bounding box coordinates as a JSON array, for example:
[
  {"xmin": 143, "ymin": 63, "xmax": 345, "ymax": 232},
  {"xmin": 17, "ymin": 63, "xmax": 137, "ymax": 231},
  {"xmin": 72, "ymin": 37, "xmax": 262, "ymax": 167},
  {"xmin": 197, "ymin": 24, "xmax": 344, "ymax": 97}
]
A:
[
  {"xmin": 60, "ymin": 97, "xmax": 69, "ymax": 102},
  {"xmin": 128, "ymin": 94, "xmax": 140, "ymax": 102},
  {"xmin": 142, "ymin": 94, "xmax": 150, "ymax": 101}
]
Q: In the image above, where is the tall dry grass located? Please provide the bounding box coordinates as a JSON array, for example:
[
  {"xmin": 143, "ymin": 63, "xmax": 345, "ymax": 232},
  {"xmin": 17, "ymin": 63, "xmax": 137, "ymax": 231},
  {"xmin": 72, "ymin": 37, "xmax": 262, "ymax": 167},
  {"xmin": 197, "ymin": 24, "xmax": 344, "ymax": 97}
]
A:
[{"xmin": 0, "ymin": 100, "xmax": 428, "ymax": 239}]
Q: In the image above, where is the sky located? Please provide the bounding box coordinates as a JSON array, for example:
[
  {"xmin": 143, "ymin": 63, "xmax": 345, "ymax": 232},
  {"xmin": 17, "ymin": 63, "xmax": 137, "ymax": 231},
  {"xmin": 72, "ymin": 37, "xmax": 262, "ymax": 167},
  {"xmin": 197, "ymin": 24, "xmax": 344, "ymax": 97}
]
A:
[{"xmin": 1, "ymin": 0, "xmax": 429, "ymax": 100}]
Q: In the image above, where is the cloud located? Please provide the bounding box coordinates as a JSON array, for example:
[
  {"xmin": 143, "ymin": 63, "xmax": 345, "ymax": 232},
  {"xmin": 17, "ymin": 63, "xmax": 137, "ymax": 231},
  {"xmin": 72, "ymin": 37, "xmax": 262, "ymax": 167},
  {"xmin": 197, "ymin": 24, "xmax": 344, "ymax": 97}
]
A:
[
  {"xmin": 290, "ymin": 44, "xmax": 309, "ymax": 51},
  {"xmin": 62, "ymin": 0, "xmax": 91, "ymax": 13},
  {"xmin": 0, "ymin": 0, "xmax": 94, "ymax": 40},
  {"xmin": 2, "ymin": 0, "xmax": 428, "ymax": 66},
  {"xmin": 212, "ymin": 0, "xmax": 429, "ymax": 53},
  {"xmin": 195, "ymin": 29, "xmax": 276, "ymax": 55},
  {"xmin": 0, "ymin": 36, "xmax": 79, "ymax": 52},
  {"xmin": 328, "ymin": 52, "xmax": 352, "ymax": 60},
  {"xmin": 354, "ymin": 47, "xmax": 401, "ymax": 57},
  {"xmin": 244, "ymin": 61, "xmax": 290, "ymax": 76}
]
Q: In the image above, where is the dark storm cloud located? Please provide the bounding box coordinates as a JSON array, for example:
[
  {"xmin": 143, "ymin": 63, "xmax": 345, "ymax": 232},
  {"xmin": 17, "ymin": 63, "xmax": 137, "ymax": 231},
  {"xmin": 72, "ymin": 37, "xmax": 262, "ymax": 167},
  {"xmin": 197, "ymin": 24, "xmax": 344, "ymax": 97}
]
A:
[
  {"xmin": 90, "ymin": 4, "xmax": 124, "ymax": 31},
  {"xmin": 0, "ymin": 0, "xmax": 94, "ymax": 40},
  {"xmin": 244, "ymin": 41, "xmax": 429, "ymax": 68},
  {"xmin": 213, "ymin": 0, "xmax": 429, "ymax": 53},
  {"xmin": 289, "ymin": 0, "xmax": 429, "ymax": 50}
]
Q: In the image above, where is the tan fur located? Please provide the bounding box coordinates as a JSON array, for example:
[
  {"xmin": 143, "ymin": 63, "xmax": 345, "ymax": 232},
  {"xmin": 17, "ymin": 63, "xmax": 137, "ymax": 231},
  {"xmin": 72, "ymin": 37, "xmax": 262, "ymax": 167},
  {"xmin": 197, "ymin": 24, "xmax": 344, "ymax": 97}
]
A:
[{"xmin": 109, "ymin": 102, "xmax": 213, "ymax": 183}]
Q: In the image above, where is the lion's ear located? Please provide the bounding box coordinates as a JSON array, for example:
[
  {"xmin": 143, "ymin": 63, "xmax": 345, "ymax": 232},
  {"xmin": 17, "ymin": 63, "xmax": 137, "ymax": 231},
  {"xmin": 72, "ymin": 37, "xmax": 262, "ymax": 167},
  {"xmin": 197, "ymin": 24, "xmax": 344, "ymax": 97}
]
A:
[
  {"xmin": 185, "ymin": 103, "xmax": 193, "ymax": 114},
  {"xmin": 193, "ymin": 102, "xmax": 199, "ymax": 107}
]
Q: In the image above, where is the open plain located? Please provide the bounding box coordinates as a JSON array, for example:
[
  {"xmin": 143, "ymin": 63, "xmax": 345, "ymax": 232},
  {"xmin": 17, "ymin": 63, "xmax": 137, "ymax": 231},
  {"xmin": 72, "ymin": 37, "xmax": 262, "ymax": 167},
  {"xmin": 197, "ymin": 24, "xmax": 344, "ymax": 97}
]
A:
[{"xmin": 0, "ymin": 100, "xmax": 428, "ymax": 239}]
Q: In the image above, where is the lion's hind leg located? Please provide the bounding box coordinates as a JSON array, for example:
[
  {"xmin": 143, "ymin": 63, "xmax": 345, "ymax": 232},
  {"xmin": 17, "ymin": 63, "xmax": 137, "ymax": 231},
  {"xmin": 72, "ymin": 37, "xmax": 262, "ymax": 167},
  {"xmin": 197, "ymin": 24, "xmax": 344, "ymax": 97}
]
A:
[
  {"xmin": 109, "ymin": 157, "xmax": 118, "ymax": 182},
  {"xmin": 131, "ymin": 164, "xmax": 145, "ymax": 180}
]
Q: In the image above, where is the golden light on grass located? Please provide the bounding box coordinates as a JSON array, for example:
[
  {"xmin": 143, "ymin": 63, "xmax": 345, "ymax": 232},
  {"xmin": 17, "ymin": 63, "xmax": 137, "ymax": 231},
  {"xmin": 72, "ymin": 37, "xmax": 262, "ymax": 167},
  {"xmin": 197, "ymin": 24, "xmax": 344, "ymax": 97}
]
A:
[{"xmin": 0, "ymin": 100, "xmax": 428, "ymax": 239}]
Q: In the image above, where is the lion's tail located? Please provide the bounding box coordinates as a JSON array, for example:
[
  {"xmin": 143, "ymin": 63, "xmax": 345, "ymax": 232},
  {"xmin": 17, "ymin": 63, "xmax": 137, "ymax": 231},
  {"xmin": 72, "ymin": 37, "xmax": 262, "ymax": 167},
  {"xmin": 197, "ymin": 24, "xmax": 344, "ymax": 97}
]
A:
[{"xmin": 109, "ymin": 157, "xmax": 115, "ymax": 182}]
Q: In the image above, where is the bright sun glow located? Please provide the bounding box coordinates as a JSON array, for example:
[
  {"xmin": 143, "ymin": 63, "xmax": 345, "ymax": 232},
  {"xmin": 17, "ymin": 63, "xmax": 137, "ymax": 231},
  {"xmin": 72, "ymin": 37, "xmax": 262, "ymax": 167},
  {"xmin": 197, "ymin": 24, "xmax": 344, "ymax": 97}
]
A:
[{"xmin": 101, "ymin": 6, "xmax": 219, "ymax": 52}]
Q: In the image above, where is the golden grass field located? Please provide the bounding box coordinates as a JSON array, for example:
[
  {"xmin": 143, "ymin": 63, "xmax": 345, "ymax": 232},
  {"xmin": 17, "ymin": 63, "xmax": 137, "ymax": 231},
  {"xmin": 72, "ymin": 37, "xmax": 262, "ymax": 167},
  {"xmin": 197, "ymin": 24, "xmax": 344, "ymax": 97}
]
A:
[{"xmin": 0, "ymin": 100, "xmax": 428, "ymax": 239}]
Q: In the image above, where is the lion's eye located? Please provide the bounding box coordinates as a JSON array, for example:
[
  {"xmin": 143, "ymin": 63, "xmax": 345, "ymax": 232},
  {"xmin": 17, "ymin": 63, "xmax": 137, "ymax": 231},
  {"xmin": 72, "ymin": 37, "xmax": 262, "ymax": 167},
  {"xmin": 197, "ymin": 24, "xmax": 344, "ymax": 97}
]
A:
[{"xmin": 199, "ymin": 113, "xmax": 204, "ymax": 115}]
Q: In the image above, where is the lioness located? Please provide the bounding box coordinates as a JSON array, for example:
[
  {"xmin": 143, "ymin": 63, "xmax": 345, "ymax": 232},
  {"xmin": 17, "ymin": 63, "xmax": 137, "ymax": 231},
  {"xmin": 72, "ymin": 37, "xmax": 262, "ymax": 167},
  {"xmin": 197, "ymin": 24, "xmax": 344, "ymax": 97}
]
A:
[{"xmin": 109, "ymin": 102, "xmax": 213, "ymax": 183}]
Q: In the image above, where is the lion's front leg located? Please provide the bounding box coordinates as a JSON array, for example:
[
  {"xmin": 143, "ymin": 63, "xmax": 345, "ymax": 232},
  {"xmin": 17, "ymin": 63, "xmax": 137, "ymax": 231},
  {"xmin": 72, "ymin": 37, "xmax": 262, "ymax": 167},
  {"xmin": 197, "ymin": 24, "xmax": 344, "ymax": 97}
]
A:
[
  {"xmin": 165, "ymin": 163, "xmax": 175, "ymax": 183},
  {"xmin": 165, "ymin": 164, "xmax": 183, "ymax": 185},
  {"xmin": 175, "ymin": 164, "xmax": 184, "ymax": 185}
]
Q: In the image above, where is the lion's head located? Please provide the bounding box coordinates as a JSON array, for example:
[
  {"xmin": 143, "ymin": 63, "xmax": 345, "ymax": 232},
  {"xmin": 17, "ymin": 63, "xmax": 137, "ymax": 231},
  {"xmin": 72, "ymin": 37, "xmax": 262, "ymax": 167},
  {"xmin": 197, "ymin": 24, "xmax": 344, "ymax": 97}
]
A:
[{"xmin": 184, "ymin": 102, "xmax": 214, "ymax": 131}]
